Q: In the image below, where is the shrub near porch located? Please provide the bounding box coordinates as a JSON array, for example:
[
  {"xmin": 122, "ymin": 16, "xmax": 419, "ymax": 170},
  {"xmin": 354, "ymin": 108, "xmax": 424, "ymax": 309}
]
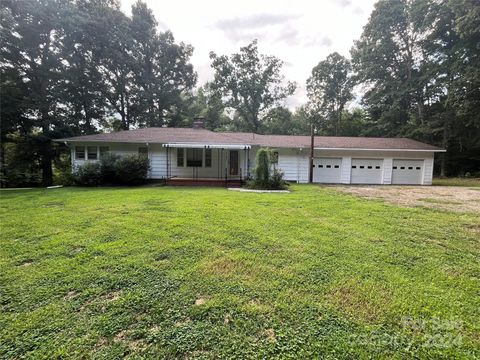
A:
[{"xmin": 0, "ymin": 185, "xmax": 479, "ymax": 358}]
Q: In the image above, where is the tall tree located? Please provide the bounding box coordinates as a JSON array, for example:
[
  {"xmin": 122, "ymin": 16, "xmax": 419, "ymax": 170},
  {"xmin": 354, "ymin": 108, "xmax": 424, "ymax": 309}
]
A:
[
  {"xmin": 306, "ymin": 52, "xmax": 354, "ymax": 136},
  {"xmin": 209, "ymin": 40, "xmax": 296, "ymax": 133},
  {"xmin": 351, "ymin": 0, "xmax": 427, "ymax": 136},
  {"xmin": 97, "ymin": 8, "xmax": 140, "ymax": 130},
  {"xmin": 351, "ymin": 0, "xmax": 480, "ymax": 175},
  {"xmin": 129, "ymin": 2, "xmax": 196, "ymax": 127},
  {"xmin": 61, "ymin": 0, "xmax": 118, "ymax": 134},
  {"xmin": 1, "ymin": 0, "xmax": 71, "ymax": 185},
  {"xmin": 186, "ymin": 86, "xmax": 229, "ymax": 130}
]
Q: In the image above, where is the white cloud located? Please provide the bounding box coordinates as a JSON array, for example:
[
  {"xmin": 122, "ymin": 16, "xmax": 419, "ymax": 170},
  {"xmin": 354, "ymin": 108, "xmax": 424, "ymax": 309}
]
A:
[{"xmin": 120, "ymin": 0, "xmax": 376, "ymax": 109}]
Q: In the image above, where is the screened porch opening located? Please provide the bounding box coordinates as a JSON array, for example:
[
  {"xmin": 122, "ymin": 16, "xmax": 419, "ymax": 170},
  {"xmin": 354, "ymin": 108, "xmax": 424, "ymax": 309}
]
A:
[{"xmin": 163, "ymin": 144, "xmax": 251, "ymax": 183}]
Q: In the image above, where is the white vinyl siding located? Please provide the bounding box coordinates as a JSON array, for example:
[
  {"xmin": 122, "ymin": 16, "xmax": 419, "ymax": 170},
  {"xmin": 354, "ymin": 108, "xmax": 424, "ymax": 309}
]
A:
[
  {"xmin": 275, "ymin": 148, "xmax": 308, "ymax": 183},
  {"xmin": 340, "ymin": 157, "xmax": 352, "ymax": 184},
  {"xmin": 423, "ymin": 157, "xmax": 434, "ymax": 185}
]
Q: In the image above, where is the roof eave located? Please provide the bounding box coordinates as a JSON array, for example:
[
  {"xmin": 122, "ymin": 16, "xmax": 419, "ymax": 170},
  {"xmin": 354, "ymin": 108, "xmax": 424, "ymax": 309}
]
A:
[{"xmin": 313, "ymin": 147, "xmax": 445, "ymax": 152}]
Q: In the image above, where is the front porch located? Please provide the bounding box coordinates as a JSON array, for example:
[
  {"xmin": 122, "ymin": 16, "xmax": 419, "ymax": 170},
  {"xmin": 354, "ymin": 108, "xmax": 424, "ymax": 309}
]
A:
[{"xmin": 162, "ymin": 143, "xmax": 252, "ymax": 186}]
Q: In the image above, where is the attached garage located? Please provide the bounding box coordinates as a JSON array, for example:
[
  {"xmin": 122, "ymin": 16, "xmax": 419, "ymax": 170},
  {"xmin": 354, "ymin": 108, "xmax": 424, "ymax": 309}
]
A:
[
  {"xmin": 391, "ymin": 159, "xmax": 424, "ymax": 185},
  {"xmin": 351, "ymin": 158, "xmax": 383, "ymax": 184},
  {"xmin": 313, "ymin": 157, "xmax": 342, "ymax": 183}
]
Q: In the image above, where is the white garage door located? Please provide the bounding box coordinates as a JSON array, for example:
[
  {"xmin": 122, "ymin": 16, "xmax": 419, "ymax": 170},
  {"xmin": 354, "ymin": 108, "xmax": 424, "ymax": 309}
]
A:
[
  {"xmin": 351, "ymin": 159, "xmax": 383, "ymax": 184},
  {"xmin": 392, "ymin": 159, "xmax": 424, "ymax": 184},
  {"xmin": 313, "ymin": 157, "xmax": 342, "ymax": 183}
]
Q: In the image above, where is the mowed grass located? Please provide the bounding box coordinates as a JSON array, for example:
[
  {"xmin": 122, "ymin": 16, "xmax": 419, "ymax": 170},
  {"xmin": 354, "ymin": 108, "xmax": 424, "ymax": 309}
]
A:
[
  {"xmin": 433, "ymin": 177, "xmax": 480, "ymax": 187},
  {"xmin": 0, "ymin": 185, "xmax": 479, "ymax": 359}
]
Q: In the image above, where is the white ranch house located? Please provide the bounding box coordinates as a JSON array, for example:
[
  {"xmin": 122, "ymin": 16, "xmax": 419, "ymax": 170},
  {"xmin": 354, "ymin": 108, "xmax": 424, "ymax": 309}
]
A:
[{"xmin": 58, "ymin": 124, "xmax": 445, "ymax": 186}]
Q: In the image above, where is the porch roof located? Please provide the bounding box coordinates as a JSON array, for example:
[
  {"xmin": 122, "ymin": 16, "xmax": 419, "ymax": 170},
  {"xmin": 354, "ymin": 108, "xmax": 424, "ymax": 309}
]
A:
[{"xmin": 162, "ymin": 143, "xmax": 251, "ymax": 149}]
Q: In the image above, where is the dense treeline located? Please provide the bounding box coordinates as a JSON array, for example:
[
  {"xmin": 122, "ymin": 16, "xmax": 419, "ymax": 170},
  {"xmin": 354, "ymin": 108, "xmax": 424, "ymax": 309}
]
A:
[{"xmin": 1, "ymin": 0, "xmax": 479, "ymax": 186}]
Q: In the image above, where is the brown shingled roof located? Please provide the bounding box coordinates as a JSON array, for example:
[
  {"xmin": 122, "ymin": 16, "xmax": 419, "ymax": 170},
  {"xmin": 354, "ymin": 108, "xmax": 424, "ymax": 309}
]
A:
[{"xmin": 56, "ymin": 127, "xmax": 444, "ymax": 151}]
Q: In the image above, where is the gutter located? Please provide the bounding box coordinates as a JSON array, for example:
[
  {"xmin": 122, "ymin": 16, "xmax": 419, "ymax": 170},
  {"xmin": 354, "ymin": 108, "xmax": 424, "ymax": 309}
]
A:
[{"xmin": 313, "ymin": 147, "xmax": 446, "ymax": 152}]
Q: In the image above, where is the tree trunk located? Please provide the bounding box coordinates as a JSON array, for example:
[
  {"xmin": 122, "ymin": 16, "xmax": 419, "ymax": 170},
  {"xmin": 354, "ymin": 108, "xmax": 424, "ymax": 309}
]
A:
[
  {"xmin": 41, "ymin": 143, "xmax": 53, "ymax": 186},
  {"xmin": 0, "ymin": 141, "xmax": 5, "ymax": 188},
  {"xmin": 335, "ymin": 109, "xmax": 341, "ymax": 136},
  {"xmin": 440, "ymin": 117, "xmax": 448, "ymax": 177},
  {"xmin": 417, "ymin": 99, "xmax": 425, "ymax": 125},
  {"xmin": 40, "ymin": 120, "xmax": 53, "ymax": 186}
]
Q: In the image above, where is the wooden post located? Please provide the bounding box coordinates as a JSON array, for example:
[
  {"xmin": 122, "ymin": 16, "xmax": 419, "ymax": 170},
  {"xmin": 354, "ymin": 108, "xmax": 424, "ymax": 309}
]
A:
[{"xmin": 309, "ymin": 124, "xmax": 314, "ymax": 183}]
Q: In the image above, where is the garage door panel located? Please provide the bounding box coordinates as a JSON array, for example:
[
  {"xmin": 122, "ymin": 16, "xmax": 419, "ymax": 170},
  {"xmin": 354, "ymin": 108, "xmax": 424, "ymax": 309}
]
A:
[
  {"xmin": 392, "ymin": 159, "xmax": 423, "ymax": 184},
  {"xmin": 351, "ymin": 159, "xmax": 383, "ymax": 184},
  {"xmin": 313, "ymin": 157, "xmax": 342, "ymax": 183}
]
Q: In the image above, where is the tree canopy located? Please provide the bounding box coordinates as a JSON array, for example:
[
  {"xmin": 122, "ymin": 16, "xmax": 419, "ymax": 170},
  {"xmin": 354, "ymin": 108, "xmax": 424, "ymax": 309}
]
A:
[
  {"xmin": 209, "ymin": 40, "xmax": 296, "ymax": 133},
  {"xmin": 307, "ymin": 52, "xmax": 354, "ymax": 136}
]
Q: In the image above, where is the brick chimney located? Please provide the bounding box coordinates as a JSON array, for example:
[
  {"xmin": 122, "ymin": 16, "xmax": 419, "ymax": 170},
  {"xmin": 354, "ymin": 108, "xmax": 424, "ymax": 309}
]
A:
[{"xmin": 192, "ymin": 117, "xmax": 205, "ymax": 129}]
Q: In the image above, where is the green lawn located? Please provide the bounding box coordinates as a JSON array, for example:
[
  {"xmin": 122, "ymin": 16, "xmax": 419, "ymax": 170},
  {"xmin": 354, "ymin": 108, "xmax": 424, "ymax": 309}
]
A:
[
  {"xmin": 1, "ymin": 185, "xmax": 479, "ymax": 359},
  {"xmin": 433, "ymin": 177, "xmax": 480, "ymax": 187}
]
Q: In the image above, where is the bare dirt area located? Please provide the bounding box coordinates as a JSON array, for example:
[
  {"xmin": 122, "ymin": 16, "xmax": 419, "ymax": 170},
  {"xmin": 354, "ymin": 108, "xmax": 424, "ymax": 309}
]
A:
[{"xmin": 332, "ymin": 185, "xmax": 480, "ymax": 213}]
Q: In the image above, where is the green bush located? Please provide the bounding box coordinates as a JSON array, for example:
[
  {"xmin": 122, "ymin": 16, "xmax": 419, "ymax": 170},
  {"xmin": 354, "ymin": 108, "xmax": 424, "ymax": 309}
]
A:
[
  {"xmin": 247, "ymin": 148, "xmax": 288, "ymax": 190},
  {"xmin": 113, "ymin": 154, "xmax": 150, "ymax": 185},
  {"xmin": 254, "ymin": 148, "xmax": 271, "ymax": 187},
  {"xmin": 73, "ymin": 162, "xmax": 102, "ymax": 186},
  {"xmin": 99, "ymin": 153, "xmax": 121, "ymax": 184},
  {"xmin": 73, "ymin": 154, "xmax": 150, "ymax": 186},
  {"xmin": 0, "ymin": 169, "xmax": 42, "ymax": 188}
]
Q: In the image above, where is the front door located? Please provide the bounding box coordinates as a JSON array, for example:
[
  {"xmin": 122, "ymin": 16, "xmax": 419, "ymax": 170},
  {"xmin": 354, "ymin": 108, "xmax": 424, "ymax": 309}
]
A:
[{"xmin": 229, "ymin": 150, "xmax": 239, "ymax": 176}]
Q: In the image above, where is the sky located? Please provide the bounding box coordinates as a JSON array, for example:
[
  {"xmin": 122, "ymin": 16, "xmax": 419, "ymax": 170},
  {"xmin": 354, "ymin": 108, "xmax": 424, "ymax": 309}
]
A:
[{"xmin": 120, "ymin": 0, "xmax": 377, "ymax": 108}]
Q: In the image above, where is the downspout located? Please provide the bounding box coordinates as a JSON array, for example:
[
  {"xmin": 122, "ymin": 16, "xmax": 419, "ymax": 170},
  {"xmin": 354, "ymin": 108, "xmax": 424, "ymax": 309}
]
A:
[
  {"xmin": 166, "ymin": 146, "xmax": 169, "ymax": 179},
  {"xmin": 309, "ymin": 124, "xmax": 314, "ymax": 183},
  {"xmin": 247, "ymin": 148, "xmax": 250, "ymax": 178}
]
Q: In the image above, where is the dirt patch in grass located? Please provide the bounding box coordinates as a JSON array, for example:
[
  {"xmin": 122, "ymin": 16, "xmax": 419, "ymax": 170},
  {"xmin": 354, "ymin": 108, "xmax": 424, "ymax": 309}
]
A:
[
  {"xmin": 333, "ymin": 185, "xmax": 480, "ymax": 213},
  {"xmin": 64, "ymin": 290, "xmax": 79, "ymax": 301},
  {"xmin": 465, "ymin": 224, "xmax": 480, "ymax": 235},
  {"xmin": 200, "ymin": 257, "xmax": 256, "ymax": 279},
  {"xmin": 327, "ymin": 280, "xmax": 392, "ymax": 324},
  {"xmin": 101, "ymin": 290, "xmax": 122, "ymax": 303},
  {"xmin": 262, "ymin": 328, "xmax": 277, "ymax": 343},
  {"xmin": 18, "ymin": 260, "xmax": 34, "ymax": 267},
  {"xmin": 114, "ymin": 330, "xmax": 147, "ymax": 351},
  {"xmin": 81, "ymin": 290, "xmax": 122, "ymax": 311},
  {"xmin": 194, "ymin": 297, "xmax": 206, "ymax": 306},
  {"xmin": 174, "ymin": 318, "xmax": 191, "ymax": 327}
]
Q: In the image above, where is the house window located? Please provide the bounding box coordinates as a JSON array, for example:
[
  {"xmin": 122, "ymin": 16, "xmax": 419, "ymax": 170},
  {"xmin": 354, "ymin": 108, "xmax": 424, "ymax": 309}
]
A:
[
  {"xmin": 99, "ymin": 146, "xmax": 109, "ymax": 157},
  {"xmin": 326, "ymin": 165, "xmax": 331, "ymax": 168},
  {"xmin": 375, "ymin": 166, "xmax": 381, "ymax": 169},
  {"xmin": 138, "ymin": 147, "xmax": 148, "ymax": 157},
  {"xmin": 271, "ymin": 151, "xmax": 279, "ymax": 164},
  {"xmin": 393, "ymin": 166, "xmax": 397, "ymax": 169},
  {"xmin": 87, "ymin": 146, "xmax": 98, "ymax": 160},
  {"xmin": 367, "ymin": 166, "xmax": 372, "ymax": 169},
  {"xmin": 319, "ymin": 165, "xmax": 323, "ymax": 168},
  {"xmin": 352, "ymin": 165, "xmax": 356, "ymax": 169},
  {"xmin": 205, "ymin": 148, "xmax": 212, "ymax": 168},
  {"xmin": 408, "ymin": 166, "xmax": 413, "ymax": 170},
  {"xmin": 187, "ymin": 148, "xmax": 202, "ymax": 167},
  {"xmin": 75, "ymin": 146, "xmax": 85, "ymax": 160},
  {"xmin": 177, "ymin": 148, "xmax": 184, "ymax": 167},
  {"xmin": 334, "ymin": 165, "xmax": 339, "ymax": 168},
  {"xmin": 416, "ymin": 167, "xmax": 421, "ymax": 170}
]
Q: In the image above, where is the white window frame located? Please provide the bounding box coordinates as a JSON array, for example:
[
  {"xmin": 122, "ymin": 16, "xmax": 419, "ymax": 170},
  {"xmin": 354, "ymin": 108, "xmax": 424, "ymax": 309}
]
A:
[{"xmin": 87, "ymin": 146, "xmax": 98, "ymax": 160}]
